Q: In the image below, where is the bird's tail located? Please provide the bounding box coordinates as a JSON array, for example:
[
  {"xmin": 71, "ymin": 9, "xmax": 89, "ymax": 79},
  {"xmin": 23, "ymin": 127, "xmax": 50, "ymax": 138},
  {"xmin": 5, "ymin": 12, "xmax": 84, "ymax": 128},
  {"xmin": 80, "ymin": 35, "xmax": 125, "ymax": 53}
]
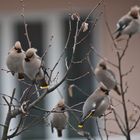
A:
[
  {"xmin": 113, "ymin": 27, "xmax": 122, "ymax": 39},
  {"xmin": 78, "ymin": 122, "xmax": 84, "ymax": 129},
  {"xmin": 114, "ymin": 85, "xmax": 121, "ymax": 95},
  {"xmin": 78, "ymin": 111, "xmax": 94, "ymax": 129},
  {"xmin": 39, "ymin": 78, "xmax": 49, "ymax": 89},
  {"xmin": 57, "ymin": 130, "xmax": 62, "ymax": 137},
  {"xmin": 115, "ymin": 32, "xmax": 121, "ymax": 39}
]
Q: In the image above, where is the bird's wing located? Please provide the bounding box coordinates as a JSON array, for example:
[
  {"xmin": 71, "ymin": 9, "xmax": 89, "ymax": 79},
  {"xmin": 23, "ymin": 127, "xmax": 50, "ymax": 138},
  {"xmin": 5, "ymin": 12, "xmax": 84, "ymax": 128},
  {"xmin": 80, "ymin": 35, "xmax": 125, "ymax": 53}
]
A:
[
  {"xmin": 84, "ymin": 109, "xmax": 95, "ymax": 120},
  {"xmin": 106, "ymin": 69, "xmax": 116, "ymax": 81},
  {"xmin": 116, "ymin": 16, "xmax": 133, "ymax": 32}
]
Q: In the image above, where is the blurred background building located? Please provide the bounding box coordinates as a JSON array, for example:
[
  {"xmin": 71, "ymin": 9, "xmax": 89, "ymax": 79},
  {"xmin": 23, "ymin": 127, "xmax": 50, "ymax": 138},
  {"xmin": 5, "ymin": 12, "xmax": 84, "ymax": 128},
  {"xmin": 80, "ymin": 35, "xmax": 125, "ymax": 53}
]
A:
[{"xmin": 0, "ymin": 0, "xmax": 140, "ymax": 140}]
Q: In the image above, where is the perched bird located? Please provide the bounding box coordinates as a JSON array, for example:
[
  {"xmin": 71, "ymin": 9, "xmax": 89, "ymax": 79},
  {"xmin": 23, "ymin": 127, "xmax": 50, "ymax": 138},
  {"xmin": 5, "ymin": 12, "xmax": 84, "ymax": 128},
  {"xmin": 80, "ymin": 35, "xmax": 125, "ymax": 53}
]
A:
[
  {"xmin": 6, "ymin": 41, "xmax": 25, "ymax": 80},
  {"xmin": 115, "ymin": 5, "xmax": 140, "ymax": 39},
  {"xmin": 50, "ymin": 100, "xmax": 68, "ymax": 137},
  {"xmin": 78, "ymin": 86, "xmax": 110, "ymax": 128},
  {"xmin": 23, "ymin": 48, "xmax": 48, "ymax": 89},
  {"xmin": 94, "ymin": 60, "xmax": 121, "ymax": 95}
]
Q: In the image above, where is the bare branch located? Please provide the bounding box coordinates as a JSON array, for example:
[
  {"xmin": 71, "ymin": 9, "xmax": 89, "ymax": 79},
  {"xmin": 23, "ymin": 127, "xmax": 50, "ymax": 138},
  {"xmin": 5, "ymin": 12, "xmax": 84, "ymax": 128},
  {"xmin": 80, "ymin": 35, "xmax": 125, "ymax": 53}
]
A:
[
  {"xmin": 10, "ymin": 88, "xmax": 16, "ymax": 106},
  {"xmin": 67, "ymin": 121, "xmax": 92, "ymax": 140},
  {"xmin": 96, "ymin": 119, "xmax": 103, "ymax": 140},
  {"xmin": 67, "ymin": 72, "xmax": 89, "ymax": 82},
  {"xmin": 0, "ymin": 93, "xmax": 19, "ymax": 103},
  {"xmin": 48, "ymin": 16, "xmax": 72, "ymax": 84},
  {"xmin": 7, "ymin": 117, "xmax": 23, "ymax": 139},
  {"xmin": 41, "ymin": 36, "xmax": 53, "ymax": 61},
  {"xmin": 111, "ymin": 105, "xmax": 126, "ymax": 136},
  {"xmin": 90, "ymin": 46, "xmax": 118, "ymax": 68},
  {"xmin": 100, "ymin": 127, "xmax": 124, "ymax": 136},
  {"xmin": 69, "ymin": 101, "xmax": 84, "ymax": 109},
  {"xmin": 104, "ymin": 116, "xmax": 109, "ymax": 140},
  {"xmin": 12, "ymin": 115, "xmax": 45, "ymax": 137},
  {"xmin": 0, "ymin": 124, "xmax": 6, "ymax": 127},
  {"xmin": 68, "ymin": 84, "xmax": 89, "ymax": 97},
  {"xmin": 77, "ymin": 12, "xmax": 103, "ymax": 45},
  {"xmin": 130, "ymin": 115, "xmax": 140, "ymax": 132},
  {"xmin": 128, "ymin": 100, "xmax": 140, "ymax": 110},
  {"xmin": 2, "ymin": 96, "xmax": 10, "ymax": 109},
  {"xmin": 122, "ymin": 66, "xmax": 134, "ymax": 77},
  {"xmin": 77, "ymin": 0, "xmax": 104, "ymax": 36},
  {"xmin": 120, "ymin": 37, "xmax": 131, "ymax": 60},
  {"xmin": 20, "ymin": 0, "xmax": 31, "ymax": 48},
  {"xmin": 1, "ymin": 68, "xmax": 12, "ymax": 73}
]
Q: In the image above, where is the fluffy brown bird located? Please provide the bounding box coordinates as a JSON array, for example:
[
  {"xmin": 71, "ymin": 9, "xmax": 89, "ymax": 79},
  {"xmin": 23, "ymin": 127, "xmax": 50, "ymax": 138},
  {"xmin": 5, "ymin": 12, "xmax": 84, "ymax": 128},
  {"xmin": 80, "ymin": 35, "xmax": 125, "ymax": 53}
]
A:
[
  {"xmin": 50, "ymin": 100, "xmax": 68, "ymax": 137},
  {"xmin": 6, "ymin": 41, "xmax": 25, "ymax": 79}
]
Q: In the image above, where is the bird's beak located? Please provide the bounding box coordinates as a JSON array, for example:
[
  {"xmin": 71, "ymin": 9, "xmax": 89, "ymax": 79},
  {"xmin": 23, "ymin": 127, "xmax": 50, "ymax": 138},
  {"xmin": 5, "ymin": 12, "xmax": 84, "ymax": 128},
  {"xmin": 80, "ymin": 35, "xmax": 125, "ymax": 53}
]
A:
[{"xmin": 25, "ymin": 57, "xmax": 30, "ymax": 62}]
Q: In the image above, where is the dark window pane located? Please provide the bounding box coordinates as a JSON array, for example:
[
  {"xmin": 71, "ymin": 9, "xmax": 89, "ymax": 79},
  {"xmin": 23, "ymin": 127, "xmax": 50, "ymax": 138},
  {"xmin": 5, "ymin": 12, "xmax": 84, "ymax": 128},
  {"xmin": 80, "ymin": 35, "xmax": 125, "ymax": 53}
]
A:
[
  {"xmin": 14, "ymin": 21, "xmax": 46, "ymax": 140},
  {"xmin": 63, "ymin": 15, "xmax": 97, "ymax": 137}
]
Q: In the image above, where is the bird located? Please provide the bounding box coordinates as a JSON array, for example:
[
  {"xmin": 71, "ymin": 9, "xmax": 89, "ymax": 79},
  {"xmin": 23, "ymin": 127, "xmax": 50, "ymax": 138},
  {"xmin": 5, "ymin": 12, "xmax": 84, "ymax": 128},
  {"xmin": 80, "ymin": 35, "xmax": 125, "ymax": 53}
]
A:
[
  {"xmin": 115, "ymin": 5, "xmax": 140, "ymax": 39},
  {"xmin": 23, "ymin": 48, "xmax": 48, "ymax": 89},
  {"xmin": 78, "ymin": 85, "xmax": 110, "ymax": 128},
  {"xmin": 6, "ymin": 41, "xmax": 25, "ymax": 80},
  {"xmin": 50, "ymin": 100, "xmax": 68, "ymax": 137},
  {"xmin": 94, "ymin": 60, "xmax": 121, "ymax": 95}
]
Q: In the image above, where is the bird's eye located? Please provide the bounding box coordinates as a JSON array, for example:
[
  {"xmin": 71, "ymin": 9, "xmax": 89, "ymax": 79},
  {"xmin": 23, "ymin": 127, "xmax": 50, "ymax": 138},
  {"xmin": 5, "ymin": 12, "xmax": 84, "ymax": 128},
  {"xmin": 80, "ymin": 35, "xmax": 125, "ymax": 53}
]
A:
[
  {"xmin": 100, "ymin": 64, "xmax": 106, "ymax": 69},
  {"xmin": 14, "ymin": 47, "xmax": 21, "ymax": 53}
]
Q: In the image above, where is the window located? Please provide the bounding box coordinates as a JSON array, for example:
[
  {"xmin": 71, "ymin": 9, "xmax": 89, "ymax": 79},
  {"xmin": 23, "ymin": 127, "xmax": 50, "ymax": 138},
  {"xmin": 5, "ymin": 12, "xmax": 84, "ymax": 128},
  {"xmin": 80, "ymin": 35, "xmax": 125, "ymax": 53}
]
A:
[
  {"xmin": 64, "ymin": 15, "xmax": 97, "ymax": 138},
  {"xmin": 15, "ymin": 21, "xmax": 46, "ymax": 140},
  {"xmin": 0, "ymin": 12, "xmax": 99, "ymax": 140}
]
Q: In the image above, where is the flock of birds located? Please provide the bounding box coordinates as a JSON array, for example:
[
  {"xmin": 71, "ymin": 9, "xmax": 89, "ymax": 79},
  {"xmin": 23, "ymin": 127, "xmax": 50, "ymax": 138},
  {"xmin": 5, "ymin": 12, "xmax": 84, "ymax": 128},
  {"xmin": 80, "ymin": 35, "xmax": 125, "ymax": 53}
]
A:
[{"xmin": 5, "ymin": 5, "xmax": 140, "ymax": 137}]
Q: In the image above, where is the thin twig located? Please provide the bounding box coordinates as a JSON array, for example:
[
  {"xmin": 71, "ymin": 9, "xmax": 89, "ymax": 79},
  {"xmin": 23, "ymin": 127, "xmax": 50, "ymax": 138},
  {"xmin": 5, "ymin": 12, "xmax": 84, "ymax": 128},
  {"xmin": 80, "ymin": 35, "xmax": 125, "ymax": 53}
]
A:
[
  {"xmin": 41, "ymin": 36, "xmax": 53, "ymax": 61},
  {"xmin": 0, "ymin": 93, "xmax": 19, "ymax": 103},
  {"xmin": 112, "ymin": 104, "xmax": 126, "ymax": 136},
  {"xmin": 20, "ymin": 0, "xmax": 31, "ymax": 48},
  {"xmin": 67, "ymin": 72, "xmax": 89, "ymax": 82},
  {"xmin": 122, "ymin": 66, "xmax": 134, "ymax": 77},
  {"xmin": 12, "ymin": 115, "xmax": 46, "ymax": 137},
  {"xmin": 67, "ymin": 121, "xmax": 92, "ymax": 140},
  {"xmin": 0, "ymin": 124, "xmax": 6, "ymax": 127},
  {"xmin": 10, "ymin": 88, "xmax": 16, "ymax": 106},
  {"xmin": 34, "ymin": 84, "xmax": 40, "ymax": 97},
  {"xmin": 104, "ymin": 116, "xmax": 109, "ymax": 140},
  {"xmin": 130, "ymin": 115, "xmax": 140, "ymax": 132},
  {"xmin": 77, "ymin": 0, "xmax": 104, "ymax": 36},
  {"xmin": 76, "ymin": 12, "xmax": 103, "ymax": 45},
  {"xmin": 120, "ymin": 37, "xmax": 131, "ymax": 60},
  {"xmin": 100, "ymin": 127, "xmax": 124, "ymax": 136},
  {"xmin": 48, "ymin": 16, "xmax": 72, "ymax": 84},
  {"xmin": 90, "ymin": 46, "xmax": 118, "ymax": 68},
  {"xmin": 70, "ymin": 101, "xmax": 84, "ymax": 109},
  {"xmin": 7, "ymin": 117, "xmax": 23, "ymax": 139},
  {"xmin": 68, "ymin": 84, "xmax": 89, "ymax": 97},
  {"xmin": 96, "ymin": 119, "xmax": 103, "ymax": 140},
  {"xmin": 105, "ymin": 11, "xmax": 132, "ymax": 140},
  {"xmin": 2, "ymin": 97, "xmax": 10, "ymax": 110},
  {"xmin": 128, "ymin": 100, "xmax": 140, "ymax": 110}
]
